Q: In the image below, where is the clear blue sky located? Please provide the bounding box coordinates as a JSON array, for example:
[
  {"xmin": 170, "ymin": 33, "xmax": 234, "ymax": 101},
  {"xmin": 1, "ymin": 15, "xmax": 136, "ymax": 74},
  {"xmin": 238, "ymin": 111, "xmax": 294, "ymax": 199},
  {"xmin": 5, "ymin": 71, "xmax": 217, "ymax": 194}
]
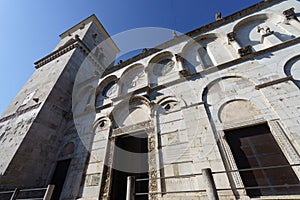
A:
[{"xmin": 0, "ymin": 0, "xmax": 263, "ymax": 115}]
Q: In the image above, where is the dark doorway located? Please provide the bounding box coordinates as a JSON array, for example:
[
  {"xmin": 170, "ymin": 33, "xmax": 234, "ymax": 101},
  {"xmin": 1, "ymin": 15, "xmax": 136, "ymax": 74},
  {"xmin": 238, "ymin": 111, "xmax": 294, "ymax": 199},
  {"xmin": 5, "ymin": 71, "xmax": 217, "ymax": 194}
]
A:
[
  {"xmin": 225, "ymin": 123, "xmax": 300, "ymax": 197},
  {"xmin": 110, "ymin": 133, "xmax": 149, "ymax": 200},
  {"xmin": 50, "ymin": 159, "xmax": 71, "ymax": 200}
]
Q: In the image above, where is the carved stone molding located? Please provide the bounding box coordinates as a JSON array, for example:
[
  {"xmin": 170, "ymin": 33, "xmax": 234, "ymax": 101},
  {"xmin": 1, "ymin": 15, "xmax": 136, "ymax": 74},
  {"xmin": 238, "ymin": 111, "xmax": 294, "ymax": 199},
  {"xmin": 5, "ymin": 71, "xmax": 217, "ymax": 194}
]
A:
[
  {"xmin": 35, "ymin": 37, "xmax": 103, "ymax": 70},
  {"xmin": 268, "ymin": 120, "xmax": 300, "ymax": 163},
  {"xmin": 268, "ymin": 120, "xmax": 300, "ymax": 177},
  {"xmin": 35, "ymin": 42, "xmax": 78, "ymax": 68},
  {"xmin": 148, "ymin": 134, "xmax": 158, "ymax": 200},
  {"xmin": 100, "ymin": 121, "xmax": 158, "ymax": 199},
  {"xmin": 217, "ymin": 130, "xmax": 245, "ymax": 188},
  {"xmin": 112, "ymin": 120, "xmax": 153, "ymax": 136},
  {"xmin": 99, "ymin": 137, "xmax": 115, "ymax": 199},
  {"xmin": 222, "ymin": 118, "xmax": 265, "ymax": 130}
]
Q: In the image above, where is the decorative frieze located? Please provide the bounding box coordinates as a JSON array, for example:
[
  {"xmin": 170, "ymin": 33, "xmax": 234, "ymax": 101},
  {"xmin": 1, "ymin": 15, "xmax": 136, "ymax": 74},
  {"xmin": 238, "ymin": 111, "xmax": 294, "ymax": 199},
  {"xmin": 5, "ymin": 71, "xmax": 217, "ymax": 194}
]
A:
[{"xmin": 112, "ymin": 120, "xmax": 153, "ymax": 136}]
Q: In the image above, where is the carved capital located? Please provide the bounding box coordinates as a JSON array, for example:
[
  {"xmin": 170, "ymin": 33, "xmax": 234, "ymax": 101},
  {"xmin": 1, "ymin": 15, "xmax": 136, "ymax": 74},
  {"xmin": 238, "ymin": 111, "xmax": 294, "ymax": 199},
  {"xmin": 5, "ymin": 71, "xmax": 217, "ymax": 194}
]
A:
[
  {"xmin": 175, "ymin": 54, "xmax": 184, "ymax": 62},
  {"xmin": 238, "ymin": 45, "xmax": 252, "ymax": 57},
  {"xmin": 179, "ymin": 69, "xmax": 189, "ymax": 77},
  {"xmin": 283, "ymin": 7, "xmax": 299, "ymax": 21},
  {"xmin": 227, "ymin": 32, "xmax": 236, "ymax": 43}
]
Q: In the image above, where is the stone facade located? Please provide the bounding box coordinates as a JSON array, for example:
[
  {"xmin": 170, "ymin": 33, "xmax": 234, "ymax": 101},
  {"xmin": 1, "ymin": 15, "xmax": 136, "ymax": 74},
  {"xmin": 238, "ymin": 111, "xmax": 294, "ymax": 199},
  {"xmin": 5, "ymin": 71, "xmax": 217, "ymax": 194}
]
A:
[{"xmin": 1, "ymin": 0, "xmax": 300, "ymax": 199}]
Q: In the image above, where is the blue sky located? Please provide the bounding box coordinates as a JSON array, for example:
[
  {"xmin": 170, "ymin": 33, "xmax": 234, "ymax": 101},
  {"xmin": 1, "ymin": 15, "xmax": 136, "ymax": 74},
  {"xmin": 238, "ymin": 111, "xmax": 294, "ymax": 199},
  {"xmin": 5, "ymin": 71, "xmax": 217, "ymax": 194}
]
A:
[{"xmin": 0, "ymin": 0, "xmax": 262, "ymax": 115}]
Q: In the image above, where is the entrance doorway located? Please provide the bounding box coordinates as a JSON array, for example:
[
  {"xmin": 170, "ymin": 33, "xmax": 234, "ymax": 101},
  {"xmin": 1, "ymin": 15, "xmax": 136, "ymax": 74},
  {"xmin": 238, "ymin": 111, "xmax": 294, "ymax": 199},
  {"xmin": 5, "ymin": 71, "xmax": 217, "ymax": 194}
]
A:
[
  {"xmin": 50, "ymin": 159, "xmax": 71, "ymax": 200},
  {"xmin": 225, "ymin": 123, "xmax": 300, "ymax": 197},
  {"xmin": 110, "ymin": 133, "xmax": 149, "ymax": 200}
]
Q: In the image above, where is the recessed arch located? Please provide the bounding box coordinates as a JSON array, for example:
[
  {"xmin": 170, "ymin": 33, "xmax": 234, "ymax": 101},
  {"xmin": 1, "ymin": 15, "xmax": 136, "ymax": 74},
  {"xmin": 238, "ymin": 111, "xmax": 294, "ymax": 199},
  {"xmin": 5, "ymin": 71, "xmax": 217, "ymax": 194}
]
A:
[
  {"xmin": 148, "ymin": 51, "xmax": 174, "ymax": 65},
  {"xmin": 146, "ymin": 51, "xmax": 175, "ymax": 86},
  {"xmin": 284, "ymin": 55, "xmax": 300, "ymax": 88},
  {"xmin": 110, "ymin": 95, "xmax": 151, "ymax": 128},
  {"xmin": 233, "ymin": 13, "xmax": 292, "ymax": 49},
  {"xmin": 156, "ymin": 96, "xmax": 180, "ymax": 112},
  {"xmin": 201, "ymin": 75, "xmax": 253, "ymax": 100},
  {"xmin": 181, "ymin": 33, "xmax": 232, "ymax": 72},
  {"xmin": 93, "ymin": 116, "xmax": 111, "ymax": 132},
  {"xmin": 218, "ymin": 99, "xmax": 261, "ymax": 124},
  {"xmin": 119, "ymin": 63, "xmax": 146, "ymax": 94},
  {"xmin": 95, "ymin": 75, "xmax": 118, "ymax": 107}
]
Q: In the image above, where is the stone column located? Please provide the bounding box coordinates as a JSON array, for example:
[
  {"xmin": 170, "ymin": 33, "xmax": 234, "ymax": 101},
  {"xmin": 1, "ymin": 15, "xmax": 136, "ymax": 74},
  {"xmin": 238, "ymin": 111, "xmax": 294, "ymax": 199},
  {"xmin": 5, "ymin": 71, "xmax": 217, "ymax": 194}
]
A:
[
  {"xmin": 175, "ymin": 54, "xmax": 189, "ymax": 76},
  {"xmin": 202, "ymin": 168, "xmax": 219, "ymax": 200},
  {"xmin": 257, "ymin": 26, "xmax": 281, "ymax": 46},
  {"xmin": 227, "ymin": 32, "xmax": 241, "ymax": 52},
  {"xmin": 126, "ymin": 176, "xmax": 135, "ymax": 200},
  {"xmin": 289, "ymin": 19, "xmax": 300, "ymax": 31}
]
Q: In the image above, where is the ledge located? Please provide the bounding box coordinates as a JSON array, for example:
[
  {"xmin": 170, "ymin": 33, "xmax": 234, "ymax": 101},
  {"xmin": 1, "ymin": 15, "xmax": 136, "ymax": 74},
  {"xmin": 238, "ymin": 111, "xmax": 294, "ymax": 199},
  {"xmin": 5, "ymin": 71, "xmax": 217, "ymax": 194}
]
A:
[
  {"xmin": 255, "ymin": 76, "xmax": 293, "ymax": 89},
  {"xmin": 0, "ymin": 103, "xmax": 41, "ymax": 123}
]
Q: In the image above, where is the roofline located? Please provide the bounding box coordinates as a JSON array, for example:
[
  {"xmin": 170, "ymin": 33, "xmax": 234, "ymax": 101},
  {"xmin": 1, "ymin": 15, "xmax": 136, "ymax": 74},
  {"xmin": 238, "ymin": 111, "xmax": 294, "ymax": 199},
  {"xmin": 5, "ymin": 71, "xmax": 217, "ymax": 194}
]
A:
[
  {"xmin": 59, "ymin": 14, "xmax": 120, "ymax": 52},
  {"xmin": 103, "ymin": 0, "xmax": 285, "ymax": 75}
]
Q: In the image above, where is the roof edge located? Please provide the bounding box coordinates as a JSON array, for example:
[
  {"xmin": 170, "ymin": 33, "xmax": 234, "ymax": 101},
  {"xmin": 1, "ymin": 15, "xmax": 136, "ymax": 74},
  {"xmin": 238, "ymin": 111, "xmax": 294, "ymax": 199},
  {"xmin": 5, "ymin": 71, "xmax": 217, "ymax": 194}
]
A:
[{"xmin": 59, "ymin": 14, "xmax": 120, "ymax": 52}]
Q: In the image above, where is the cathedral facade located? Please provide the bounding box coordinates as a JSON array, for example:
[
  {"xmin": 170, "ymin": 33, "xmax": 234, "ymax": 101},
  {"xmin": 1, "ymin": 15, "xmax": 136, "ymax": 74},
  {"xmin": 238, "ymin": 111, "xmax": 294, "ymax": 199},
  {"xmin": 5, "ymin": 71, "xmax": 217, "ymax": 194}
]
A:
[{"xmin": 1, "ymin": 0, "xmax": 300, "ymax": 199}]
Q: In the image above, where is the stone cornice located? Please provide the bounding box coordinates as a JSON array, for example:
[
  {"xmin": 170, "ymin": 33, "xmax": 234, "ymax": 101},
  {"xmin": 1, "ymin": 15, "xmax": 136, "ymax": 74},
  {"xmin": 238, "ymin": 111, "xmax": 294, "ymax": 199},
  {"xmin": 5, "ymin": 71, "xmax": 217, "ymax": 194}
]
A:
[
  {"xmin": 34, "ymin": 36, "xmax": 104, "ymax": 70},
  {"xmin": 34, "ymin": 39, "xmax": 79, "ymax": 69}
]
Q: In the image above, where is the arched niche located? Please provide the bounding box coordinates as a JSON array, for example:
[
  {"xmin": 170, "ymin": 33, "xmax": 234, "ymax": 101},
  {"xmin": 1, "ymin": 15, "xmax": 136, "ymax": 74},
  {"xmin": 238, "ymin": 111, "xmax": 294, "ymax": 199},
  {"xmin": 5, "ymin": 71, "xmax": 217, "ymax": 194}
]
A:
[
  {"xmin": 284, "ymin": 55, "xmax": 300, "ymax": 88},
  {"xmin": 218, "ymin": 99, "xmax": 261, "ymax": 124},
  {"xmin": 182, "ymin": 34, "xmax": 231, "ymax": 73},
  {"xmin": 201, "ymin": 76, "xmax": 269, "ymax": 197},
  {"xmin": 119, "ymin": 64, "xmax": 146, "ymax": 94},
  {"xmin": 95, "ymin": 75, "xmax": 118, "ymax": 107},
  {"xmin": 93, "ymin": 116, "xmax": 110, "ymax": 131},
  {"xmin": 111, "ymin": 96, "xmax": 151, "ymax": 128},
  {"xmin": 147, "ymin": 51, "xmax": 175, "ymax": 86},
  {"xmin": 156, "ymin": 96, "xmax": 186, "ymax": 113},
  {"xmin": 233, "ymin": 13, "xmax": 292, "ymax": 51},
  {"xmin": 203, "ymin": 76, "xmax": 255, "ymax": 106}
]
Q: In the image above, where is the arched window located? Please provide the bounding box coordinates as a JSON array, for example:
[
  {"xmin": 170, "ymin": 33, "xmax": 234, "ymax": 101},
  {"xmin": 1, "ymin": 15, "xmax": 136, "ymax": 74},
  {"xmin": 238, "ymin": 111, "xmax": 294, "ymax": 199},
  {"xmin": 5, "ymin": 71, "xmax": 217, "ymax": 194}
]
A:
[
  {"xmin": 95, "ymin": 75, "xmax": 118, "ymax": 107},
  {"xmin": 152, "ymin": 58, "xmax": 175, "ymax": 77},
  {"xmin": 119, "ymin": 64, "xmax": 146, "ymax": 94}
]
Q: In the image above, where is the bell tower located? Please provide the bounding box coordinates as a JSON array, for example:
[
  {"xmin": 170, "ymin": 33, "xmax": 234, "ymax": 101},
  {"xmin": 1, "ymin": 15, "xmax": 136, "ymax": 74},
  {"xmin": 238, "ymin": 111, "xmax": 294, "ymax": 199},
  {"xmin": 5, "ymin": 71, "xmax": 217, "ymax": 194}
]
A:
[{"xmin": 0, "ymin": 14, "xmax": 119, "ymax": 195}]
